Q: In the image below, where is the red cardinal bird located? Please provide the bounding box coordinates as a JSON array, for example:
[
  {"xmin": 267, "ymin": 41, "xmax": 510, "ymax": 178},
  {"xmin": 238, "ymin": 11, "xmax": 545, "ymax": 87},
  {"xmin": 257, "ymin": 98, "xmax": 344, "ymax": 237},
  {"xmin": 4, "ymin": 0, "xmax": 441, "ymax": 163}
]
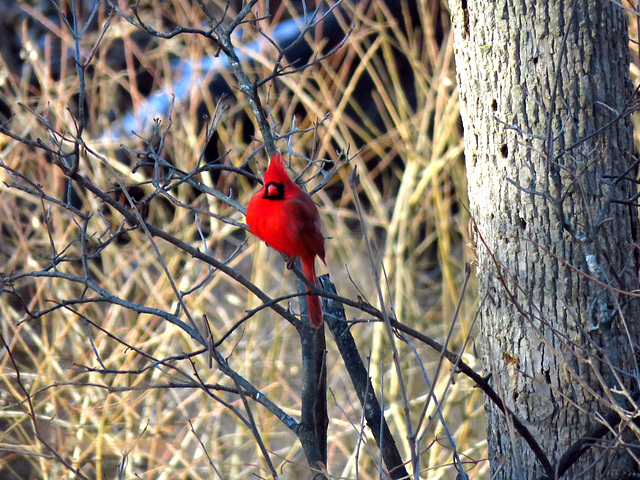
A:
[{"xmin": 246, "ymin": 153, "xmax": 326, "ymax": 327}]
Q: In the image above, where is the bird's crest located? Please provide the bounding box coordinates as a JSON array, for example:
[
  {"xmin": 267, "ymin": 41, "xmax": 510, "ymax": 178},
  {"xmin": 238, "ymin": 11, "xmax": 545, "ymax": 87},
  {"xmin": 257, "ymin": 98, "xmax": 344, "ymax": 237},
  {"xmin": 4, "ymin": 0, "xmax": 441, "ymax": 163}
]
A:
[{"xmin": 264, "ymin": 153, "xmax": 292, "ymax": 184}]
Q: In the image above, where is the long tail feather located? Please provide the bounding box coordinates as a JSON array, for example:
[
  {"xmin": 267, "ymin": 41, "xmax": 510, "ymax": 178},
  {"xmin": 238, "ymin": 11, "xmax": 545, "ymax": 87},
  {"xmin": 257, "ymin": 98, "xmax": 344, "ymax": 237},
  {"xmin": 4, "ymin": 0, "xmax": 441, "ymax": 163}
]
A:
[{"xmin": 301, "ymin": 257, "xmax": 323, "ymax": 328}]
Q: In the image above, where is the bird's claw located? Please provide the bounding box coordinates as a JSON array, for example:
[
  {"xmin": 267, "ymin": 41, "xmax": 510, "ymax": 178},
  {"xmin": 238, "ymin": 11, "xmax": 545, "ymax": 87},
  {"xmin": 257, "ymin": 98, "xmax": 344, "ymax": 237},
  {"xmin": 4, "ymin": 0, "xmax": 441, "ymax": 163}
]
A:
[{"xmin": 285, "ymin": 255, "xmax": 295, "ymax": 269}]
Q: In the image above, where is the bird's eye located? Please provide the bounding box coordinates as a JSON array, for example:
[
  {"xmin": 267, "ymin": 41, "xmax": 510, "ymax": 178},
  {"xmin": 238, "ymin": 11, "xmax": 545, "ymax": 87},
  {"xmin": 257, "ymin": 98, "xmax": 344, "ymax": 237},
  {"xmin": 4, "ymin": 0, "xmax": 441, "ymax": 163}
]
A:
[{"xmin": 264, "ymin": 182, "xmax": 285, "ymax": 200}]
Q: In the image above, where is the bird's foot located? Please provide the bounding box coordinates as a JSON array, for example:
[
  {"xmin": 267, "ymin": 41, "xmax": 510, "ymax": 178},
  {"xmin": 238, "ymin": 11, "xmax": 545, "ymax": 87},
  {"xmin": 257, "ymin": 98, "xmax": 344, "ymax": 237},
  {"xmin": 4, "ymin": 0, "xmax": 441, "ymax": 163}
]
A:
[{"xmin": 285, "ymin": 255, "xmax": 295, "ymax": 269}]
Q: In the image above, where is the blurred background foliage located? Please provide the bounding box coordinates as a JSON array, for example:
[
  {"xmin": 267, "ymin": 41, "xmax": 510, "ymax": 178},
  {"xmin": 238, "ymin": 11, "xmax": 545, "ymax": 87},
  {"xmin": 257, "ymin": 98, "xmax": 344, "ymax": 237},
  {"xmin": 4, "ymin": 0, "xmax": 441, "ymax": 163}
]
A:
[{"xmin": 0, "ymin": 0, "xmax": 488, "ymax": 478}]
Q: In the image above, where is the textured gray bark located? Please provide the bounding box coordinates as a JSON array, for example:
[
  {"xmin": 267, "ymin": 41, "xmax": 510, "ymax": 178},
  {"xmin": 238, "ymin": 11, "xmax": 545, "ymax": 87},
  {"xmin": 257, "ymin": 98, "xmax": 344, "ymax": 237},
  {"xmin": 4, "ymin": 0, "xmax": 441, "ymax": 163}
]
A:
[{"xmin": 449, "ymin": 1, "xmax": 640, "ymax": 479}]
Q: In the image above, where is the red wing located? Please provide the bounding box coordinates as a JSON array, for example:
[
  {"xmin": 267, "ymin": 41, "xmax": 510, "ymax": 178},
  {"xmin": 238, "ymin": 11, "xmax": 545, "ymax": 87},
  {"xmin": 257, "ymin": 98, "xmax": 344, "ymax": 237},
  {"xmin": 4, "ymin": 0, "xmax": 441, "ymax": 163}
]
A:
[{"xmin": 285, "ymin": 195, "xmax": 326, "ymax": 262}]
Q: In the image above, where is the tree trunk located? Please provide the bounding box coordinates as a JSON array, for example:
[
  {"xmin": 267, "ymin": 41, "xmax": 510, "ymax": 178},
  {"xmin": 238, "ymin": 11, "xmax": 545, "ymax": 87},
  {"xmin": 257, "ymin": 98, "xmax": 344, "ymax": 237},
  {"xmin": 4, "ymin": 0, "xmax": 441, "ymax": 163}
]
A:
[{"xmin": 449, "ymin": 1, "xmax": 640, "ymax": 478}]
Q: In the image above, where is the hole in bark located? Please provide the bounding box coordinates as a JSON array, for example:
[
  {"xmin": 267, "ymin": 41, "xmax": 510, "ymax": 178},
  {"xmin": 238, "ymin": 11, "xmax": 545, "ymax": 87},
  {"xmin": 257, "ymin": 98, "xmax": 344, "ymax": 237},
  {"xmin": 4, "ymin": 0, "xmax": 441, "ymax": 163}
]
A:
[
  {"xmin": 532, "ymin": 56, "xmax": 538, "ymax": 65},
  {"xmin": 500, "ymin": 144, "xmax": 508, "ymax": 158},
  {"xmin": 518, "ymin": 217, "xmax": 526, "ymax": 229},
  {"xmin": 491, "ymin": 99, "xmax": 497, "ymax": 111}
]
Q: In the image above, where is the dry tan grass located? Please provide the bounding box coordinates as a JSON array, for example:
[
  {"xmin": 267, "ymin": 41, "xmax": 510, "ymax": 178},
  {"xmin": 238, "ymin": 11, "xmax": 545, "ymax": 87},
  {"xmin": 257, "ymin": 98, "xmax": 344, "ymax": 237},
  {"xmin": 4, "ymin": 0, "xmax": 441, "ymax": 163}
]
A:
[{"xmin": 0, "ymin": 1, "xmax": 486, "ymax": 478}]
